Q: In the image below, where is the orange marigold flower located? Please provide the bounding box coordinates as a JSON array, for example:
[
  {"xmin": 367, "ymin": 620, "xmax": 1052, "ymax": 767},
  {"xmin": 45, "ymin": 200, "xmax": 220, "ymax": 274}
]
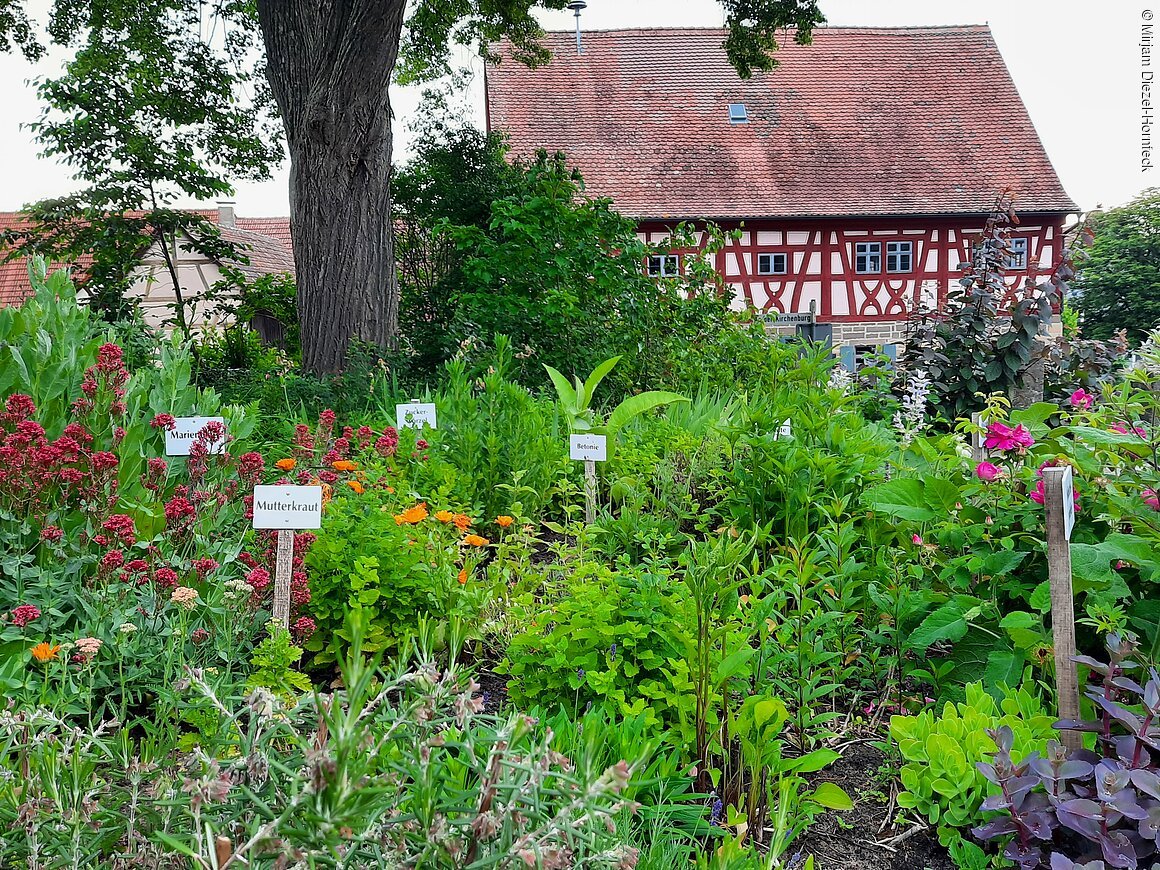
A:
[
  {"xmin": 332, "ymin": 460, "xmax": 358, "ymax": 472},
  {"xmin": 30, "ymin": 642, "xmax": 60, "ymax": 663},
  {"xmin": 394, "ymin": 503, "xmax": 429, "ymax": 525},
  {"xmin": 458, "ymin": 568, "xmax": 468, "ymax": 584},
  {"xmin": 453, "ymin": 513, "xmax": 471, "ymax": 531},
  {"xmin": 496, "ymin": 515, "xmax": 514, "ymax": 528},
  {"xmin": 346, "ymin": 480, "xmax": 365, "ymax": 494},
  {"xmin": 386, "ymin": 486, "xmax": 395, "ymax": 494},
  {"xmin": 463, "ymin": 534, "xmax": 489, "ymax": 547},
  {"xmin": 275, "ymin": 458, "xmax": 296, "ymax": 471},
  {"xmin": 435, "ymin": 510, "xmax": 454, "ymax": 523}
]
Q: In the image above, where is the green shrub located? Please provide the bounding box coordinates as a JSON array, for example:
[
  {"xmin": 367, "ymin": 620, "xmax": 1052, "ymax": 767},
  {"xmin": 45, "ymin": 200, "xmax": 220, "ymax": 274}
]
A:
[
  {"xmin": 499, "ymin": 562, "xmax": 691, "ymax": 729},
  {"xmin": 889, "ymin": 680, "xmax": 1055, "ymax": 829}
]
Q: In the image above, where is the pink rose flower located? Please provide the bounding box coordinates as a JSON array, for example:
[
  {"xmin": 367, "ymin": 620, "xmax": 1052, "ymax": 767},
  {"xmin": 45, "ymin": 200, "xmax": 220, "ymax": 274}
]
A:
[
  {"xmin": 1069, "ymin": 388, "xmax": 1093, "ymax": 410},
  {"xmin": 1144, "ymin": 489, "xmax": 1160, "ymax": 511},
  {"xmin": 984, "ymin": 422, "xmax": 1034, "ymax": 452},
  {"xmin": 912, "ymin": 534, "xmax": 923, "ymax": 545},
  {"xmin": 1029, "ymin": 480, "xmax": 1046, "ymax": 505},
  {"xmin": 976, "ymin": 461, "xmax": 1001, "ymax": 481}
]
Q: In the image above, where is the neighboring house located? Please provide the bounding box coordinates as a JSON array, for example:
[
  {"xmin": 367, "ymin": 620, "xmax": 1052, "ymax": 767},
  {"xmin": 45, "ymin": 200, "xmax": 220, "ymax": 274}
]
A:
[
  {"xmin": 0, "ymin": 204, "xmax": 294, "ymax": 330},
  {"xmin": 485, "ymin": 26, "xmax": 1079, "ymax": 356}
]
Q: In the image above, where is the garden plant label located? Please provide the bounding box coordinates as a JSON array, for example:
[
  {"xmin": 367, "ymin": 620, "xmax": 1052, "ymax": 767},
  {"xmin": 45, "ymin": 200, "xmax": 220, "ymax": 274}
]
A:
[
  {"xmin": 569, "ymin": 434, "xmax": 607, "ymax": 461},
  {"xmin": 252, "ymin": 485, "xmax": 324, "ymax": 530},
  {"xmin": 166, "ymin": 416, "xmax": 227, "ymax": 456},
  {"xmin": 396, "ymin": 402, "xmax": 437, "ymax": 430}
]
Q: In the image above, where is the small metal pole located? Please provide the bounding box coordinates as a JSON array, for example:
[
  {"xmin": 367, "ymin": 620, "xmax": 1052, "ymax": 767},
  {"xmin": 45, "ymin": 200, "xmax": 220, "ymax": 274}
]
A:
[
  {"xmin": 273, "ymin": 529, "xmax": 293, "ymax": 630},
  {"xmin": 568, "ymin": 0, "xmax": 587, "ymax": 54}
]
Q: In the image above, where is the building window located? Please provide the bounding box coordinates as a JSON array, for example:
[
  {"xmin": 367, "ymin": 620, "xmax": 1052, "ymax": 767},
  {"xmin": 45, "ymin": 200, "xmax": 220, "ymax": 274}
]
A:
[
  {"xmin": 728, "ymin": 103, "xmax": 748, "ymax": 124},
  {"xmin": 886, "ymin": 241, "xmax": 913, "ymax": 273},
  {"xmin": 757, "ymin": 252, "xmax": 788, "ymax": 275},
  {"xmin": 647, "ymin": 254, "xmax": 680, "ymax": 277},
  {"xmin": 855, "ymin": 242, "xmax": 881, "ymax": 274},
  {"xmin": 1007, "ymin": 237, "xmax": 1028, "ymax": 270}
]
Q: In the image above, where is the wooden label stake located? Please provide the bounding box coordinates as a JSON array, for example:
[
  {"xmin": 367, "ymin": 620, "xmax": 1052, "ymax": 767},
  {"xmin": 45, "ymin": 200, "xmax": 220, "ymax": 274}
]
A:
[
  {"xmin": 584, "ymin": 458, "xmax": 597, "ymax": 525},
  {"xmin": 970, "ymin": 411, "xmax": 986, "ymax": 464},
  {"xmin": 273, "ymin": 529, "xmax": 293, "ymax": 630},
  {"xmin": 1043, "ymin": 465, "xmax": 1081, "ymax": 752}
]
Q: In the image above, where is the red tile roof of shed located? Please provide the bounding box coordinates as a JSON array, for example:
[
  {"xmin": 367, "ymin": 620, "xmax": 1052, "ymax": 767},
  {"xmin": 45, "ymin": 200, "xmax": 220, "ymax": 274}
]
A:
[
  {"xmin": 0, "ymin": 210, "xmax": 293, "ymax": 306},
  {"xmin": 485, "ymin": 26, "xmax": 1078, "ymax": 220}
]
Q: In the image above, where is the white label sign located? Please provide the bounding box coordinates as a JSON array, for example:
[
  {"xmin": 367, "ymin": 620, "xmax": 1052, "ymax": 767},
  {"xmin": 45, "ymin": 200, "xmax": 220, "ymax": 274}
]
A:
[
  {"xmin": 1061, "ymin": 465, "xmax": 1075, "ymax": 541},
  {"xmin": 570, "ymin": 434, "xmax": 607, "ymax": 462},
  {"xmin": 252, "ymin": 485, "xmax": 323, "ymax": 530},
  {"xmin": 166, "ymin": 416, "xmax": 227, "ymax": 456},
  {"xmin": 777, "ymin": 420, "xmax": 793, "ymax": 440},
  {"xmin": 396, "ymin": 402, "xmax": 437, "ymax": 430}
]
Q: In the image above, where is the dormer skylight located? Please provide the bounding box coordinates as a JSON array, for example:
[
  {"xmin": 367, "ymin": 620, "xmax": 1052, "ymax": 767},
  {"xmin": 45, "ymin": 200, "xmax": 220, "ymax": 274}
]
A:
[{"xmin": 728, "ymin": 103, "xmax": 748, "ymax": 124}]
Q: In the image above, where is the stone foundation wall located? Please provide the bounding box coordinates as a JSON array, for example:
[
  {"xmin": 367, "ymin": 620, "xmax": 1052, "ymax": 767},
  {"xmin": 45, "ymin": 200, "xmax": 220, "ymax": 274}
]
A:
[{"xmin": 831, "ymin": 321, "xmax": 908, "ymax": 345}]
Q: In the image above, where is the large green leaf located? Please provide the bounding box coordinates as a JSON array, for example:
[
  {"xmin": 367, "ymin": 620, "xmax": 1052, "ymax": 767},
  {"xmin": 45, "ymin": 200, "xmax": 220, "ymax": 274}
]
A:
[
  {"xmin": 809, "ymin": 782, "xmax": 854, "ymax": 811},
  {"xmin": 906, "ymin": 602, "xmax": 969, "ymax": 651},
  {"xmin": 542, "ymin": 364, "xmax": 579, "ymax": 413},
  {"xmin": 606, "ymin": 390, "xmax": 688, "ymax": 434},
  {"xmin": 581, "ymin": 356, "xmax": 621, "ymax": 408},
  {"xmin": 863, "ymin": 478, "xmax": 935, "ymax": 522}
]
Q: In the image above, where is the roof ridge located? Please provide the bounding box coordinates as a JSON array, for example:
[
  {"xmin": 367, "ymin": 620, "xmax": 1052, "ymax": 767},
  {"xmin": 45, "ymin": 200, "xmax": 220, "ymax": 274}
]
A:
[{"xmin": 535, "ymin": 24, "xmax": 993, "ymax": 35}]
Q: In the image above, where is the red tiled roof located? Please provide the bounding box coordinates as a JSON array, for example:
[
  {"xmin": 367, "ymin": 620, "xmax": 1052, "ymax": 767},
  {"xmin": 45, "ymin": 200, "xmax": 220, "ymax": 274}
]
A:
[
  {"xmin": 485, "ymin": 26, "xmax": 1078, "ymax": 220},
  {"xmin": 0, "ymin": 210, "xmax": 294, "ymax": 306}
]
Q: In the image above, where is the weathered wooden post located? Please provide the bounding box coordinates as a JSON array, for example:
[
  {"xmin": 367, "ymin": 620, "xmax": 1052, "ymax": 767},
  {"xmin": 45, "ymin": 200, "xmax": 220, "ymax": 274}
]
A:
[
  {"xmin": 583, "ymin": 459, "xmax": 597, "ymax": 524},
  {"xmin": 1043, "ymin": 465, "xmax": 1081, "ymax": 752},
  {"xmin": 272, "ymin": 529, "xmax": 294, "ymax": 629},
  {"xmin": 970, "ymin": 412, "xmax": 986, "ymax": 464}
]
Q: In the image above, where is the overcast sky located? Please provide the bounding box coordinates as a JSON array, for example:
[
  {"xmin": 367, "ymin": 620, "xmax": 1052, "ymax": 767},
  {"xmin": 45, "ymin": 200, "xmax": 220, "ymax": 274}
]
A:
[{"xmin": 0, "ymin": 0, "xmax": 1150, "ymax": 216}]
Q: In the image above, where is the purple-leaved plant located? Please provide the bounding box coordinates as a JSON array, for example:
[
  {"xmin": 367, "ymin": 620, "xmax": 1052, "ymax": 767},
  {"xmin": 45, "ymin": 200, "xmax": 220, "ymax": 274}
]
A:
[{"xmin": 973, "ymin": 634, "xmax": 1160, "ymax": 870}]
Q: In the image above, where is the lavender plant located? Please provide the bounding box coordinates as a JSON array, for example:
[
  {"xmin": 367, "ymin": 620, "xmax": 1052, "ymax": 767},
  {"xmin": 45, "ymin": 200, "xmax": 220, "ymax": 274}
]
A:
[{"xmin": 973, "ymin": 634, "xmax": 1160, "ymax": 870}]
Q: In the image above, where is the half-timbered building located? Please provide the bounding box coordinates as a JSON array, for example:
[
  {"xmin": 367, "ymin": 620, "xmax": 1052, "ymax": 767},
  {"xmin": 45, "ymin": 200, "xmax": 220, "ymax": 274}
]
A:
[{"xmin": 485, "ymin": 25, "xmax": 1078, "ymax": 355}]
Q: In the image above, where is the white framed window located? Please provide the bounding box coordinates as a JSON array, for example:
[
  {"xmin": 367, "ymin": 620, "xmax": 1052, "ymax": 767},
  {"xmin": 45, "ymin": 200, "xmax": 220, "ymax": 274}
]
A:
[
  {"xmin": 647, "ymin": 254, "xmax": 681, "ymax": 277},
  {"xmin": 757, "ymin": 252, "xmax": 788, "ymax": 275},
  {"xmin": 1007, "ymin": 237, "xmax": 1028, "ymax": 270},
  {"xmin": 855, "ymin": 242, "xmax": 881, "ymax": 274},
  {"xmin": 886, "ymin": 241, "xmax": 913, "ymax": 273}
]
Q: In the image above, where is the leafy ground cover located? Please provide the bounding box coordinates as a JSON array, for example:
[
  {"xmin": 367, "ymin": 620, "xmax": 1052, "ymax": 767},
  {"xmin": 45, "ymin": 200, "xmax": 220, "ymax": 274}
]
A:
[{"xmin": 2, "ymin": 259, "xmax": 1159, "ymax": 869}]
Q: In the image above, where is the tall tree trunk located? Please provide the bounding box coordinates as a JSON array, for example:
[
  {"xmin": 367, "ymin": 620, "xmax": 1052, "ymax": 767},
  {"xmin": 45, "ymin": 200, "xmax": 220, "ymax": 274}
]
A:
[{"xmin": 257, "ymin": 0, "xmax": 406, "ymax": 374}]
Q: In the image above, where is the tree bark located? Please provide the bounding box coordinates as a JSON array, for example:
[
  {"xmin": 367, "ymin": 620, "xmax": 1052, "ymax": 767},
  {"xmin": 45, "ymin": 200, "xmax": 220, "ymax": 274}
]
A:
[{"xmin": 257, "ymin": 0, "xmax": 406, "ymax": 374}]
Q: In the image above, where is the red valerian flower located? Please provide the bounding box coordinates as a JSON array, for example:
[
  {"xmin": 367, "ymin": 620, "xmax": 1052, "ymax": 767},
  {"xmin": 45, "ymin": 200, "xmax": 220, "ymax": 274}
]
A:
[
  {"xmin": 292, "ymin": 616, "xmax": 317, "ymax": 639},
  {"xmin": 4, "ymin": 394, "xmax": 36, "ymax": 422},
  {"xmin": 164, "ymin": 496, "xmax": 197, "ymax": 532},
  {"xmin": 102, "ymin": 514, "xmax": 137, "ymax": 546},
  {"xmin": 91, "ymin": 452, "xmax": 119, "ymax": 472},
  {"xmin": 191, "ymin": 628, "xmax": 210, "ymax": 644},
  {"xmin": 192, "ymin": 558, "xmax": 219, "ymax": 579},
  {"xmin": 375, "ymin": 427, "xmax": 399, "ymax": 457},
  {"xmin": 246, "ymin": 567, "xmax": 271, "ymax": 591},
  {"xmin": 40, "ymin": 525, "xmax": 63, "ymax": 543},
  {"xmin": 150, "ymin": 413, "xmax": 177, "ymax": 430},
  {"xmin": 153, "ymin": 567, "xmax": 179, "ymax": 590},
  {"xmin": 11, "ymin": 604, "xmax": 41, "ymax": 627}
]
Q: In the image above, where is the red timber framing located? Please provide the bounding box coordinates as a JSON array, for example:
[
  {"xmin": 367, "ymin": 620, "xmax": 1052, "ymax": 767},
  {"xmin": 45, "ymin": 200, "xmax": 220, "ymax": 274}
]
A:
[{"xmin": 638, "ymin": 214, "xmax": 1068, "ymax": 323}]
